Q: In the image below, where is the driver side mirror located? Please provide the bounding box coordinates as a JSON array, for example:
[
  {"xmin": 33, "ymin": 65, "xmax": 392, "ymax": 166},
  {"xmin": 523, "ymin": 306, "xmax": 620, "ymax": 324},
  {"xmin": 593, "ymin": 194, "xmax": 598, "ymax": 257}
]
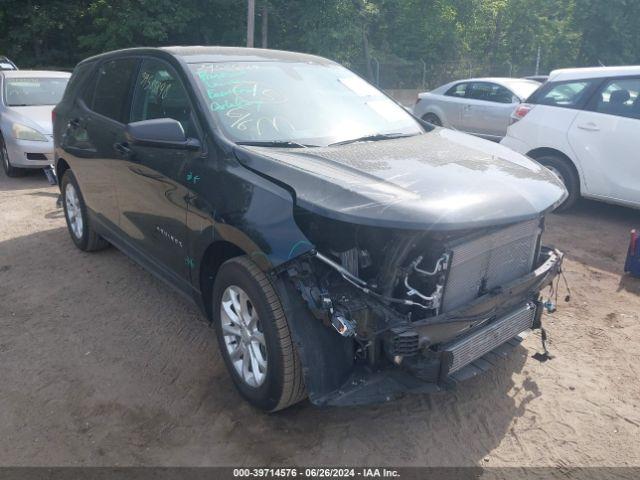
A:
[{"xmin": 125, "ymin": 118, "xmax": 200, "ymax": 150}]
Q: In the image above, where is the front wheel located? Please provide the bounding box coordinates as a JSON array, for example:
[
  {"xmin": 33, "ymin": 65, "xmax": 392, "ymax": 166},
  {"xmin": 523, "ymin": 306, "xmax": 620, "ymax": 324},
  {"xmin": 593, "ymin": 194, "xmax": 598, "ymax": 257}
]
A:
[
  {"xmin": 422, "ymin": 113, "xmax": 442, "ymax": 126},
  {"xmin": 212, "ymin": 256, "xmax": 306, "ymax": 412},
  {"xmin": 61, "ymin": 170, "xmax": 109, "ymax": 251},
  {"xmin": 1, "ymin": 133, "xmax": 26, "ymax": 177}
]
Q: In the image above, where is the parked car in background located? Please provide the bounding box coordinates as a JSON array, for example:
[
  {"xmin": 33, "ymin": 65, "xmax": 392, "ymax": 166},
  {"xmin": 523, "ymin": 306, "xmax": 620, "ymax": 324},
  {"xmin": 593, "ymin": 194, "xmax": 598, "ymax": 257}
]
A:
[
  {"xmin": 0, "ymin": 56, "xmax": 18, "ymax": 71},
  {"xmin": 413, "ymin": 77, "xmax": 541, "ymax": 141},
  {"xmin": 53, "ymin": 47, "xmax": 565, "ymax": 412},
  {"xmin": 0, "ymin": 70, "xmax": 70, "ymax": 176},
  {"xmin": 524, "ymin": 75, "xmax": 549, "ymax": 83},
  {"xmin": 501, "ymin": 66, "xmax": 640, "ymax": 210}
]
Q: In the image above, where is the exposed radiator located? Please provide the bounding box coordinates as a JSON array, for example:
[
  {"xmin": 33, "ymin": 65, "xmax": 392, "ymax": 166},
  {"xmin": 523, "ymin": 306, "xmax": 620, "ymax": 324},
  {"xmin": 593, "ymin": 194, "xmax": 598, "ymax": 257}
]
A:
[
  {"xmin": 441, "ymin": 302, "xmax": 536, "ymax": 376},
  {"xmin": 441, "ymin": 219, "xmax": 541, "ymax": 312}
]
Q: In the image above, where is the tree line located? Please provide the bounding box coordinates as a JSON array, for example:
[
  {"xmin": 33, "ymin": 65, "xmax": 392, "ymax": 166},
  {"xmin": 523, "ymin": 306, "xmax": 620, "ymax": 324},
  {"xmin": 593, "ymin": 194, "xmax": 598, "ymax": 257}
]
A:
[{"xmin": 1, "ymin": 0, "xmax": 638, "ymax": 82}]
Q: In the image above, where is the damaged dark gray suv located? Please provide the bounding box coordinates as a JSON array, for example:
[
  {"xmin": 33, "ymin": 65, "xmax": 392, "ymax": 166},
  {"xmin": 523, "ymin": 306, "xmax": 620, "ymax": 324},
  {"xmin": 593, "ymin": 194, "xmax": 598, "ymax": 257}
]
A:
[{"xmin": 53, "ymin": 47, "xmax": 566, "ymax": 411}]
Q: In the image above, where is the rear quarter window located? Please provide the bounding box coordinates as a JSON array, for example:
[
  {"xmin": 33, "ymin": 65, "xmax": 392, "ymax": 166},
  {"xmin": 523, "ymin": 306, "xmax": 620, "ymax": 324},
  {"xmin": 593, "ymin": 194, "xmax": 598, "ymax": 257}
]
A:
[
  {"xmin": 466, "ymin": 82, "xmax": 515, "ymax": 104},
  {"xmin": 62, "ymin": 62, "xmax": 94, "ymax": 102}
]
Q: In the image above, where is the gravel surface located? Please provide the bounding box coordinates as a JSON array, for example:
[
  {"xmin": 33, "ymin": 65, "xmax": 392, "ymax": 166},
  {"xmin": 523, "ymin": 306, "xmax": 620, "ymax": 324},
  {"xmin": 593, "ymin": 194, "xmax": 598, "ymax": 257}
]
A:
[{"xmin": 1, "ymin": 169, "xmax": 639, "ymax": 467}]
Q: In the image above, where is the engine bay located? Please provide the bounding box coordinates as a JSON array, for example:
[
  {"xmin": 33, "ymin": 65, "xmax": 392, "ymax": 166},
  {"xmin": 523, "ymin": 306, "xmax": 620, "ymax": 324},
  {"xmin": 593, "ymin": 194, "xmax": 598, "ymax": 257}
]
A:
[{"xmin": 282, "ymin": 209, "xmax": 554, "ymax": 377}]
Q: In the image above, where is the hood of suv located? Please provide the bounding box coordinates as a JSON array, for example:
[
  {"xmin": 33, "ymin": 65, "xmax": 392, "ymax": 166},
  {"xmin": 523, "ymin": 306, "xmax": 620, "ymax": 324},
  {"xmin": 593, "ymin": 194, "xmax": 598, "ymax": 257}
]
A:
[{"xmin": 234, "ymin": 128, "xmax": 567, "ymax": 231}]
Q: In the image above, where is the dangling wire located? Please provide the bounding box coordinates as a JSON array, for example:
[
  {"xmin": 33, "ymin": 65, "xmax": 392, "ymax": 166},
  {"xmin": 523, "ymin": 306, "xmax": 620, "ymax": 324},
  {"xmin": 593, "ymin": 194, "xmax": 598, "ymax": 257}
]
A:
[{"xmin": 559, "ymin": 267, "xmax": 572, "ymax": 302}]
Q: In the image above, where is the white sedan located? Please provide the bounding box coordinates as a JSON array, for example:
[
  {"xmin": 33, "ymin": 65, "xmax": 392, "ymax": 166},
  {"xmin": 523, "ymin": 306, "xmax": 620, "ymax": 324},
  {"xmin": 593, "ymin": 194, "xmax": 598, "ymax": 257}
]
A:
[
  {"xmin": 501, "ymin": 66, "xmax": 640, "ymax": 210},
  {"xmin": 413, "ymin": 77, "xmax": 541, "ymax": 141},
  {"xmin": 1, "ymin": 70, "xmax": 70, "ymax": 177}
]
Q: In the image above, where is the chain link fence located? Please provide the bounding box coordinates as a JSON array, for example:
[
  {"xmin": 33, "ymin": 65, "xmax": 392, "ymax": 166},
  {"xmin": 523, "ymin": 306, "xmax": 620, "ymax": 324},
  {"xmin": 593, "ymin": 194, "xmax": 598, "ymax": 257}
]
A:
[{"xmin": 348, "ymin": 59, "xmax": 541, "ymax": 104}]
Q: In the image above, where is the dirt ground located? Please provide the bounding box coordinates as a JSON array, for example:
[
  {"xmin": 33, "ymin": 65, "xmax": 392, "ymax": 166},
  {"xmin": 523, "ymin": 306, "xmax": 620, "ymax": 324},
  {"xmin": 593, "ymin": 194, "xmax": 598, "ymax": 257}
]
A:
[{"xmin": 1, "ymin": 168, "xmax": 639, "ymax": 467}]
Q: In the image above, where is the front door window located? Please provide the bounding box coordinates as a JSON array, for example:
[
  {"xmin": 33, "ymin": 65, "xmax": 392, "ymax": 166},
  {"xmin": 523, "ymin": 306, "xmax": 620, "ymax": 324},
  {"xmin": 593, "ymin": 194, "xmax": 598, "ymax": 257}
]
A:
[{"xmin": 130, "ymin": 58, "xmax": 198, "ymax": 138}]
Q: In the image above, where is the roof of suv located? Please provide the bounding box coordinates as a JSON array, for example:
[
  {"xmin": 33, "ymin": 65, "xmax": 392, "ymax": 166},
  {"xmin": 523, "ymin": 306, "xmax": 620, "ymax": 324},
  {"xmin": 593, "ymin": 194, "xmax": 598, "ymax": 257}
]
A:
[
  {"xmin": 80, "ymin": 46, "xmax": 333, "ymax": 66},
  {"xmin": 549, "ymin": 65, "xmax": 640, "ymax": 82}
]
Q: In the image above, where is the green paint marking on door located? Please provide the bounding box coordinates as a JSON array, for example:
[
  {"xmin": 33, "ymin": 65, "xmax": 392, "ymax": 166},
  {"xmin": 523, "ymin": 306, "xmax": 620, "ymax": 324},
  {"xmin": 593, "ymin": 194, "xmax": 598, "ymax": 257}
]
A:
[{"xmin": 186, "ymin": 172, "xmax": 200, "ymax": 184}]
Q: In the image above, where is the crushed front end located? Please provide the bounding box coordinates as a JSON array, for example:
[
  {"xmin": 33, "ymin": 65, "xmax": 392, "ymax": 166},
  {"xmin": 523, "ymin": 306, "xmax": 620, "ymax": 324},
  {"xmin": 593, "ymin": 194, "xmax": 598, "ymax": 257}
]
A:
[{"xmin": 277, "ymin": 214, "xmax": 563, "ymax": 406}]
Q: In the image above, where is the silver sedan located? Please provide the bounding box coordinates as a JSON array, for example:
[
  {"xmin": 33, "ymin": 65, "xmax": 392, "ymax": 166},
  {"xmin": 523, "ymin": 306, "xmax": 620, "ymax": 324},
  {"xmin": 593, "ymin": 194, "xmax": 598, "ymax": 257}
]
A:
[
  {"xmin": 1, "ymin": 70, "xmax": 70, "ymax": 177},
  {"xmin": 413, "ymin": 77, "xmax": 541, "ymax": 141}
]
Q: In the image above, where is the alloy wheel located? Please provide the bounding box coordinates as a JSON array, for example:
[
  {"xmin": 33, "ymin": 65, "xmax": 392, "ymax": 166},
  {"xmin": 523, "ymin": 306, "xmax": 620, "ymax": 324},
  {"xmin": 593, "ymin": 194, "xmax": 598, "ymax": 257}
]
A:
[
  {"xmin": 65, "ymin": 182, "xmax": 84, "ymax": 239},
  {"xmin": 220, "ymin": 285, "xmax": 268, "ymax": 388}
]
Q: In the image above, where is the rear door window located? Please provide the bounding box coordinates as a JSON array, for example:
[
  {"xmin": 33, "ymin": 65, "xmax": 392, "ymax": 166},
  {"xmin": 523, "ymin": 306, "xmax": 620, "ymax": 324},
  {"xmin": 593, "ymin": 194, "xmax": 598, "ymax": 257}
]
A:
[
  {"xmin": 445, "ymin": 83, "xmax": 468, "ymax": 98},
  {"xmin": 590, "ymin": 78, "xmax": 640, "ymax": 120},
  {"xmin": 466, "ymin": 82, "xmax": 514, "ymax": 103},
  {"xmin": 534, "ymin": 80, "xmax": 593, "ymax": 108},
  {"xmin": 91, "ymin": 58, "xmax": 138, "ymax": 123}
]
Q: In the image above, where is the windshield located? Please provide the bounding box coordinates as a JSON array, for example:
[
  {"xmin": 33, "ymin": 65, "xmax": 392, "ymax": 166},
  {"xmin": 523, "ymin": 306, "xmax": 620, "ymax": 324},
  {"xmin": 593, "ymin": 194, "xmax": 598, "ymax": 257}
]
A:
[
  {"xmin": 189, "ymin": 62, "xmax": 422, "ymax": 146},
  {"xmin": 504, "ymin": 80, "xmax": 541, "ymax": 101},
  {"xmin": 4, "ymin": 77, "xmax": 69, "ymax": 106}
]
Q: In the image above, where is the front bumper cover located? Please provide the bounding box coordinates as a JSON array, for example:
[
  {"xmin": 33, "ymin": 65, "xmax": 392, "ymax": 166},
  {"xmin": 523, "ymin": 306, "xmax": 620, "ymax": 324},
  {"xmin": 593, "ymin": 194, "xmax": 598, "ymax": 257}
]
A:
[
  {"xmin": 312, "ymin": 247, "xmax": 563, "ymax": 407},
  {"xmin": 5, "ymin": 136, "xmax": 54, "ymax": 168}
]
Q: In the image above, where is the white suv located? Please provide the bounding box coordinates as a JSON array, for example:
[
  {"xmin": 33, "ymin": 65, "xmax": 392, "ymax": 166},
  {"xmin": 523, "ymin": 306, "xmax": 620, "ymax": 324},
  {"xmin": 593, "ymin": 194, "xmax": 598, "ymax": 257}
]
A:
[{"xmin": 501, "ymin": 66, "xmax": 640, "ymax": 210}]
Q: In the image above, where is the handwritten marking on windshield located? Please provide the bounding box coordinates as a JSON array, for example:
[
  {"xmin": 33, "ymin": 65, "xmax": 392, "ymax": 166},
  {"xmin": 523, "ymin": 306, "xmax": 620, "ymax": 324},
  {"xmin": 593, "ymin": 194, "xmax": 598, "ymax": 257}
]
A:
[
  {"xmin": 211, "ymin": 98, "xmax": 261, "ymax": 112},
  {"xmin": 228, "ymin": 110, "xmax": 252, "ymax": 131},
  {"xmin": 197, "ymin": 70, "xmax": 248, "ymax": 82},
  {"xmin": 257, "ymin": 116, "xmax": 295, "ymax": 136},
  {"xmin": 196, "ymin": 66, "xmax": 296, "ymax": 135},
  {"xmin": 207, "ymin": 86, "xmax": 254, "ymax": 99}
]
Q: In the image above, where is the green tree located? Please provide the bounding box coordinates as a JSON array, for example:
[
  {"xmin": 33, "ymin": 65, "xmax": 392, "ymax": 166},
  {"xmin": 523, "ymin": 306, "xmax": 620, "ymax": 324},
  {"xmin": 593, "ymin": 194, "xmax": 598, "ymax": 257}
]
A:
[{"xmin": 1, "ymin": 0, "xmax": 638, "ymax": 81}]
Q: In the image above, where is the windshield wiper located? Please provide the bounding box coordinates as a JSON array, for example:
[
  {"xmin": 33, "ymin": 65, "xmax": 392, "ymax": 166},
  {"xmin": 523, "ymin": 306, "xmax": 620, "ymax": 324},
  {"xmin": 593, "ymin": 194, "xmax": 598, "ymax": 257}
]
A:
[
  {"xmin": 236, "ymin": 140, "xmax": 319, "ymax": 149},
  {"xmin": 328, "ymin": 132, "xmax": 418, "ymax": 147}
]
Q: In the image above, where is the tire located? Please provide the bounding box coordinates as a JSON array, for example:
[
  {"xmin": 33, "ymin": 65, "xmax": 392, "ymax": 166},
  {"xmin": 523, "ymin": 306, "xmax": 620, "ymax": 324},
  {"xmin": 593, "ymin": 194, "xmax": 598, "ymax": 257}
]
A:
[
  {"xmin": 534, "ymin": 154, "xmax": 579, "ymax": 211},
  {"xmin": 61, "ymin": 170, "xmax": 109, "ymax": 251},
  {"xmin": 422, "ymin": 113, "xmax": 442, "ymax": 126},
  {"xmin": 212, "ymin": 256, "xmax": 306, "ymax": 412},
  {"xmin": 1, "ymin": 133, "xmax": 27, "ymax": 177}
]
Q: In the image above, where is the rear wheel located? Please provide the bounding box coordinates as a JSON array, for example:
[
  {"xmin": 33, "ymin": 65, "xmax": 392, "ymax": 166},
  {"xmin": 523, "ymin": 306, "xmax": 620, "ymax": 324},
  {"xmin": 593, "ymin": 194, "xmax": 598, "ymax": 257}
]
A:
[
  {"xmin": 61, "ymin": 170, "xmax": 109, "ymax": 251},
  {"xmin": 212, "ymin": 256, "xmax": 306, "ymax": 412},
  {"xmin": 534, "ymin": 154, "xmax": 579, "ymax": 211},
  {"xmin": 1, "ymin": 133, "xmax": 26, "ymax": 177},
  {"xmin": 422, "ymin": 113, "xmax": 442, "ymax": 126}
]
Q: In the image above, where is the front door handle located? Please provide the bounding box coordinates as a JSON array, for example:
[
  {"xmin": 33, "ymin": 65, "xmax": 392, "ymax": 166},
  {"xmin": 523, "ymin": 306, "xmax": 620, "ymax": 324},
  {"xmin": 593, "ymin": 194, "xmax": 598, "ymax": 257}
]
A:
[
  {"xmin": 113, "ymin": 142, "xmax": 132, "ymax": 157},
  {"xmin": 577, "ymin": 122, "xmax": 600, "ymax": 131}
]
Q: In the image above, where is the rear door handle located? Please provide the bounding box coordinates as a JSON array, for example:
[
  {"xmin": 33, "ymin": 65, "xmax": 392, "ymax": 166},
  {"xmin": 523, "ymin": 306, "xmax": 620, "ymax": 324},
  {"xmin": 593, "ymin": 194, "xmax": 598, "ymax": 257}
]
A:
[
  {"xmin": 113, "ymin": 142, "xmax": 132, "ymax": 156},
  {"xmin": 577, "ymin": 122, "xmax": 600, "ymax": 131}
]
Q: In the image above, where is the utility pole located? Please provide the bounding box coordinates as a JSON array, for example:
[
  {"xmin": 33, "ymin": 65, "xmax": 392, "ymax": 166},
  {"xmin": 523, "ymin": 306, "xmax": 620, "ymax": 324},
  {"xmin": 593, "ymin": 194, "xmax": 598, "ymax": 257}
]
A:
[
  {"xmin": 247, "ymin": 0, "xmax": 255, "ymax": 48},
  {"xmin": 535, "ymin": 45, "xmax": 541, "ymax": 75},
  {"xmin": 261, "ymin": 5, "xmax": 268, "ymax": 48}
]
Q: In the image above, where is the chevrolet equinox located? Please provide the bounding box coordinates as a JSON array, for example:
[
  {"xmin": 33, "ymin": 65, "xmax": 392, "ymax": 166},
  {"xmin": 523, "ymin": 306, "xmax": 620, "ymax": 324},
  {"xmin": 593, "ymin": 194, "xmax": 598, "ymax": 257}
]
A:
[{"xmin": 53, "ymin": 47, "xmax": 566, "ymax": 411}]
